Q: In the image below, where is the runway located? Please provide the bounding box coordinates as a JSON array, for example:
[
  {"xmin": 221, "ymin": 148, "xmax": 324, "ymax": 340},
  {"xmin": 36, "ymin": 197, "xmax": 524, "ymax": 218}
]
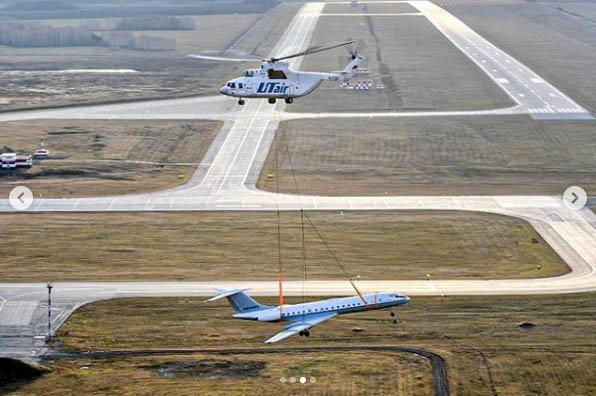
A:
[{"xmin": 1, "ymin": 1, "xmax": 595, "ymax": 359}]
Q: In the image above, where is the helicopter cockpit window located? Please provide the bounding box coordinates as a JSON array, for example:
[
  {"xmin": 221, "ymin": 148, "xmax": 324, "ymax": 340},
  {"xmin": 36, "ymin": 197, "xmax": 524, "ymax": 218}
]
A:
[
  {"xmin": 227, "ymin": 82, "xmax": 236, "ymax": 88},
  {"xmin": 238, "ymin": 83, "xmax": 244, "ymax": 89},
  {"xmin": 267, "ymin": 69, "xmax": 287, "ymax": 79},
  {"xmin": 245, "ymin": 70, "xmax": 254, "ymax": 77}
]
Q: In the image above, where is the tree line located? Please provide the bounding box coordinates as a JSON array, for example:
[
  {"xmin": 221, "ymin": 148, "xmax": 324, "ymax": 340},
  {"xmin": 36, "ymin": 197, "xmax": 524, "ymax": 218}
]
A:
[
  {"xmin": 115, "ymin": 15, "xmax": 195, "ymax": 31},
  {"xmin": 0, "ymin": 16, "xmax": 188, "ymax": 50}
]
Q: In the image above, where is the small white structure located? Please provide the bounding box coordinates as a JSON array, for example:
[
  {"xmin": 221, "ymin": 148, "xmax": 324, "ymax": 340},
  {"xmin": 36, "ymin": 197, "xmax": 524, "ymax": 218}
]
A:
[{"xmin": 33, "ymin": 148, "xmax": 49, "ymax": 159}]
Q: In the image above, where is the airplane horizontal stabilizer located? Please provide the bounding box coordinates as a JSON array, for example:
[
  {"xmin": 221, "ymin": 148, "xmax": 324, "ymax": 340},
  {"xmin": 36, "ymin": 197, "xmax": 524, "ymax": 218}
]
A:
[{"xmin": 204, "ymin": 288, "xmax": 249, "ymax": 302}]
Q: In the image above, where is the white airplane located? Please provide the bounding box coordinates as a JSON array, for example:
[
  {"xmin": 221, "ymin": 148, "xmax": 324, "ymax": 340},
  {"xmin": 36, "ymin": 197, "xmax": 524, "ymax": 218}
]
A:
[
  {"xmin": 217, "ymin": 39, "xmax": 365, "ymax": 105},
  {"xmin": 205, "ymin": 288, "xmax": 410, "ymax": 343}
]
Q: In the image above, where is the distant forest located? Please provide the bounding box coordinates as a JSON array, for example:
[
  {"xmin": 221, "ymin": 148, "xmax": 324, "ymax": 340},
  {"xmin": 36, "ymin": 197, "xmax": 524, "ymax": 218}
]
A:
[
  {"xmin": 0, "ymin": 0, "xmax": 279, "ymax": 19},
  {"xmin": 0, "ymin": 16, "xmax": 190, "ymax": 50}
]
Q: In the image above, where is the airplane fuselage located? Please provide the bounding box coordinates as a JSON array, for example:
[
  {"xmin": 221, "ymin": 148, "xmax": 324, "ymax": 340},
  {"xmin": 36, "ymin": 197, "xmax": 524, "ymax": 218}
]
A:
[{"xmin": 233, "ymin": 293, "xmax": 409, "ymax": 322}]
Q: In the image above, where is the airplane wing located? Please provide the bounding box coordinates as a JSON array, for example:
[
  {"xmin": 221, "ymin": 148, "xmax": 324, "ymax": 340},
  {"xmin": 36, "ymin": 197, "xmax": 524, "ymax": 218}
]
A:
[{"xmin": 265, "ymin": 312, "xmax": 337, "ymax": 344}]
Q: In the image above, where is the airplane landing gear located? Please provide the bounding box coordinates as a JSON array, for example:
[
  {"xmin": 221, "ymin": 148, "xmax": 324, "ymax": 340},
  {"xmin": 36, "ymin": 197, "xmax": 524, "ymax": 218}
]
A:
[
  {"xmin": 238, "ymin": 99, "xmax": 245, "ymax": 105},
  {"xmin": 268, "ymin": 98, "xmax": 277, "ymax": 104},
  {"xmin": 299, "ymin": 330, "xmax": 311, "ymax": 337},
  {"xmin": 284, "ymin": 97, "xmax": 294, "ymax": 104}
]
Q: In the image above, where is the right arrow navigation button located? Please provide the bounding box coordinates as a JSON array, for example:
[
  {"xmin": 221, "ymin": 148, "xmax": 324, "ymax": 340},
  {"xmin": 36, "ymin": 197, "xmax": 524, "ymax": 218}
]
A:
[{"xmin": 563, "ymin": 186, "xmax": 587, "ymax": 211}]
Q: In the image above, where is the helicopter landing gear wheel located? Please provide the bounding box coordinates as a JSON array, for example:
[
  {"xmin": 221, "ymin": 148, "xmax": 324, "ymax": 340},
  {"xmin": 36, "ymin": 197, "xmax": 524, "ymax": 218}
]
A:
[
  {"xmin": 304, "ymin": 330, "xmax": 310, "ymax": 337},
  {"xmin": 268, "ymin": 98, "xmax": 277, "ymax": 104},
  {"xmin": 299, "ymin": 330, "xmax": 304, "ymax": 337},
  {"xmin": 284, "ymin": 97, "xmax": 294, "ymax": 104},
  {"xmin": 238, "ymin": 99, "xmax": 245, "ymax": 105}
]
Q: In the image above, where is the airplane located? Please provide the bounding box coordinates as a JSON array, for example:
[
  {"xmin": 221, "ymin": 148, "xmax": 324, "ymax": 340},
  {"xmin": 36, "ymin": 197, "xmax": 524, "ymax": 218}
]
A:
[
  {"xmin": 205, "ymin": 288, "xmax": 410, "ymax": 343},
  {"xmin": 217, "ymin": 39, "xmax": 365, "ymax": 105}
]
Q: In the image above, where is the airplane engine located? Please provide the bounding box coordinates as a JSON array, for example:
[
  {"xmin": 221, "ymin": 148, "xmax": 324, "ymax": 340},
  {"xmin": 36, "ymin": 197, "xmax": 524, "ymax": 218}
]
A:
[{"xmin": 257, "ymin": 308, "xmax": 281, "ymax": 322}]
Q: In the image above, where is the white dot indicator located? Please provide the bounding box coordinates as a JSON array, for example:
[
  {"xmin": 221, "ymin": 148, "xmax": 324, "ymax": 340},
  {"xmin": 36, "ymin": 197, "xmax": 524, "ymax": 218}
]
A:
[
  {"xmin": 290, "ymin": 377, "xmax": 296, "ymax": 383},
  {"xmin": 300, "ymin": 376, "xmax": 306, "ymax": 384},
  {"xmin": 280, "ymin": 377, "xmax": 286, "ymax": 383},
  {"xmin": 310, "ymin": 377, "xmax": 316, "ymax": 383}
]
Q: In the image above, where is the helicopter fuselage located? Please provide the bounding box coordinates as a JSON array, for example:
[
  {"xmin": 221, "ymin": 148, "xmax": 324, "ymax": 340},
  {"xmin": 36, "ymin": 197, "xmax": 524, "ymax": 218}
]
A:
[{"xmin": 219, "ymin": 62, "xmax": 344, "ymax": 101}]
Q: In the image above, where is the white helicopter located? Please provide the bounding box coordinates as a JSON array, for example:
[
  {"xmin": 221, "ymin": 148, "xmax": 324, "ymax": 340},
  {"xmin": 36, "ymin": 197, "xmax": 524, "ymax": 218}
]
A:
[{"xmin": 217, "ymin": 39, "xmax": 365, "ymax": 105}]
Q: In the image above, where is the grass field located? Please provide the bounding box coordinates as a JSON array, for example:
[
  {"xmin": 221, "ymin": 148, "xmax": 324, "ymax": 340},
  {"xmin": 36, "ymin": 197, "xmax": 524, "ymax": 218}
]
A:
[
  {"xmin": 0, "ymin": 120, "xmax": 221, "ymax": 197},
  {"xmin": 291, "ymin": 4, "xmax": 512, "ymax": 112},
  {"xmin": 35, "ymin": 14, "xmax": 262, "ymax": 53},
  {"xmin": 0, "ymin": 5, "xmax": 299, "ymax": 110},
  {"xmin": 258, "ymin": 115, "xmax": 596, "ymax": 196},
  {"xmin": 447, "ymin": 0, "xmax": 596, "ymax": 113},
  {"xmin": 9, "ymin": 293, "xmax": 594, "ymax": 396},
  {"xmin": 229, "ymin": 2, "xmax": 302, "ymax": 58},
  {"xmin": 0, "ymin": 211, "xmax": 567, "ymax": 282},
  {"xmin": 8, "ymin": 351, "xmax": 433, "ymax": 396}
]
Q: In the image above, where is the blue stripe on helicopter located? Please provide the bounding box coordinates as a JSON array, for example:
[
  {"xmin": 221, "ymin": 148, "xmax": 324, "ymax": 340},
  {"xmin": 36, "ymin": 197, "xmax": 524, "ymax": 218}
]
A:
[{"xmin": 257, "ymin": 82, "xmax": 290, "ymax": 94}]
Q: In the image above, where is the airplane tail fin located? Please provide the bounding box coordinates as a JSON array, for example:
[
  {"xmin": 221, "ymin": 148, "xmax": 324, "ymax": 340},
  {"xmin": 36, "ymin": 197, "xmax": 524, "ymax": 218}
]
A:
[{"xmin": 205, "ymin": 288, "xmax": 271, "ymax": 313}]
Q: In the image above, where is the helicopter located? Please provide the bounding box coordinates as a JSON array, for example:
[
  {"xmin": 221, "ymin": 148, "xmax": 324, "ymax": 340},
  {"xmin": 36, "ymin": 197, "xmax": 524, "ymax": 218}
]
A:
[{"xmin": 217, "ymin": 39, "xmax": 365, "ymax": 105}]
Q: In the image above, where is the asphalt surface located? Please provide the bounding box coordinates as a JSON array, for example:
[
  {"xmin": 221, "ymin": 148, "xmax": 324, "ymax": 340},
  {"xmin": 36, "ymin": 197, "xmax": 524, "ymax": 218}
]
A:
[{"xmin": 1, "ymin": 0, "xmax": 595, "ymax": 363}]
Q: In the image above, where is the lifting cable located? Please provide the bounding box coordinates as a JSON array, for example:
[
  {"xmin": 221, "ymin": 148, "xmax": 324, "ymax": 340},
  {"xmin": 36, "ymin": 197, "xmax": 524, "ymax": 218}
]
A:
[
  {"xmin": 302, "ymin": 212, "xmax": 369, "ymax": 307},
  {"xmin": 279, "ymin": 127, "xmax": 308, "ymax": 315},
  {"xmin": 279, "ymin": 127, "xmax": 368, "ymax": 308},
  {"xmin": 274, "ymin": 134, "xmax": 284, "ymax": 313}
]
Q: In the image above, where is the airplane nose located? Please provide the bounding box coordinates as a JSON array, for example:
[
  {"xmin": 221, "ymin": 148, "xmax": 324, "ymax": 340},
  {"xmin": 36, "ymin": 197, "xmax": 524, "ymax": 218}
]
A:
[
  {"xmin": 219, "ymin": 87, "xmax": 227, "ymax": 95},
  {"xmin": 404, "ymin": 296, "xmax": 411, "ymax": 303}
]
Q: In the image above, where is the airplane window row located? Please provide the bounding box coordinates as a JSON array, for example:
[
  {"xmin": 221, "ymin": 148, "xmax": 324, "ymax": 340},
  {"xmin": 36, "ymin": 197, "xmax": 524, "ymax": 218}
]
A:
[{"xmin": 283, "ymin": 303, "xmax": 364, "ymax": 316}]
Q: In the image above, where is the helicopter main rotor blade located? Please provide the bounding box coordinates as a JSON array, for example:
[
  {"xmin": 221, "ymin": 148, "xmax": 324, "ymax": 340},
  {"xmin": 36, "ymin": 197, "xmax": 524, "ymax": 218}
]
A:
[
  {"xmin": 188, "ymin": 54, "xmax": 261, "ymax": 62},
  {"xmin": 268, "ymin": 39, "xmax": 356, "ymax": 63}
]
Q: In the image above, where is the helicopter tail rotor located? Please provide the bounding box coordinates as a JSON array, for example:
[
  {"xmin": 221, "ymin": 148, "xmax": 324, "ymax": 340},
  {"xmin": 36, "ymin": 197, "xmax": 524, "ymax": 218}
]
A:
[{"xmin": 347, "ymin": 39, "xmax": 367, "ymax": 60}]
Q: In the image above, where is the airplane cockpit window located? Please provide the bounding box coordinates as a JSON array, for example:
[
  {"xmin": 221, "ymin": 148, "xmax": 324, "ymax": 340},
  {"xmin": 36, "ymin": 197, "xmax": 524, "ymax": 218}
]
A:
[
  {"xmin": 267, "ymin": 69, "xmax": 287, "ymax": 79},
  {"xmin": 238, "ymin": 83, "xmax": 244, "ymax": 89},
  {"xmin": 227, "ymin": 82, "xmax": 236, "ymax": 88},
  {"xmin": 245, "ymin": 70, "xmax": 254, "ymax": 77}
]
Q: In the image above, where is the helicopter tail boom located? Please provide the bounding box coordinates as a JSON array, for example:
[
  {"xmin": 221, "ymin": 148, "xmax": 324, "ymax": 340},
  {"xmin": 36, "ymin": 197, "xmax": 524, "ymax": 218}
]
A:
[
  {"xmin": 341, "ymin": 55, "xmax": 364, "ymax": 77},
  {"xmin": 327, "ymin": 55, "xmax": 365, "ymax": 81}
]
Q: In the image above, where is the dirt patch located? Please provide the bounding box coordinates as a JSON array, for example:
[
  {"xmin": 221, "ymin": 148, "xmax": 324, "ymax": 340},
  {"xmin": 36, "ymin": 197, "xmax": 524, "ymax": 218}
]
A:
[
  {"xmin": 0, "ymin": 358, "xmax": 49, "ymax": 389},
  {"xmin": 144, "ymin": 360, "xmax": 266, "ymax": 379}
]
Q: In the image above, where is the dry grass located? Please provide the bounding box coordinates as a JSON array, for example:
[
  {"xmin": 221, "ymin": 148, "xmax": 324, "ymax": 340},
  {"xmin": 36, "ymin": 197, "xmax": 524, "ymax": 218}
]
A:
[
  {"xmin": 230, "ymin": 3, "xmax": 303, "ymax": 58},
  {"xmin": 18, "ymin": 293, "xmax": 594, "ymax": 396},
  {"xmin": 258, "ymin": 116, "xmax": 596, "ymax": 196},
  {"xmin": 0, "ymin": 5, "xmax": 299, "ymax": 110},
  {"xmin": 0, "ymin": 120, "xmax": 222, "ymax": 197},
  {"xmin": 10, "ymin": 351, "xmax": 432, "ymax": 396},
  {"xmin": 39, "ymin": 14, "xmax": 262, "ymax": 53},
  {"xmin": 0, "ymin": 211, "xmax": 567, "ymax": 282},
  {"xmin": 448, "ymin": 0, "xmax": 596, "ymax": 113},
  {"xmin": 291, "ymin": 6, "xmax": 512, "ymax": 112}
]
